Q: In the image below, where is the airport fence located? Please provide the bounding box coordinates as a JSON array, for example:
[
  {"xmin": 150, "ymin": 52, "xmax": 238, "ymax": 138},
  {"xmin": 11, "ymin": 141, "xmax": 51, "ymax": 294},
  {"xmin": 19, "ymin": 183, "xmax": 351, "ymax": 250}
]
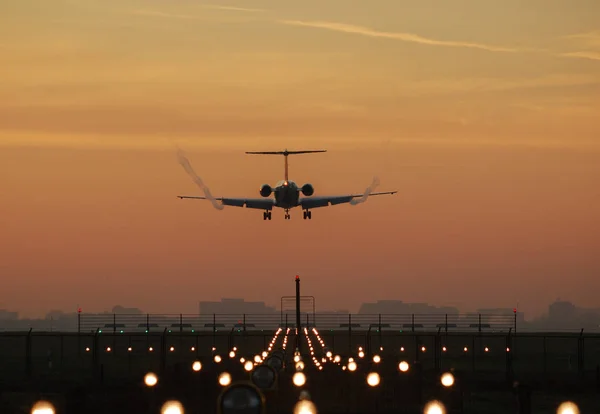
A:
[
  {"xmin": 1, "ymin": 329, "xmax": 600, "ymax": 385},
  {"xmin": 74, "ymin": 312, "xmax": 519, "ymax": 334}
]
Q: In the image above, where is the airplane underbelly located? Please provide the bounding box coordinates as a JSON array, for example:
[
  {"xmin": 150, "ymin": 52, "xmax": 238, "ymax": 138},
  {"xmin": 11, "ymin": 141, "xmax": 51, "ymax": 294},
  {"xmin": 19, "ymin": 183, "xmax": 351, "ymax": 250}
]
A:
[{"xmin": 276, "ymin": 188, "xmax": 299, "ymax": 208}]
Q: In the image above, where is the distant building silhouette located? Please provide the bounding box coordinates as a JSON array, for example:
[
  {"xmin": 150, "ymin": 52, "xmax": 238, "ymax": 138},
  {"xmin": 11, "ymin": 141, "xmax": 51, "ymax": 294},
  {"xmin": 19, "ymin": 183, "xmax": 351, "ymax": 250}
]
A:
[
  {"xmin": 358, "ymin": 300, "xmax": 459, "ymax": 315},
  {"xmin": 0, "ymin": 309, "xmax": 18, "ymax": 320},
  {"xmin": 199, "ymin": 298, "xmax": 277, "ymax": 315}
]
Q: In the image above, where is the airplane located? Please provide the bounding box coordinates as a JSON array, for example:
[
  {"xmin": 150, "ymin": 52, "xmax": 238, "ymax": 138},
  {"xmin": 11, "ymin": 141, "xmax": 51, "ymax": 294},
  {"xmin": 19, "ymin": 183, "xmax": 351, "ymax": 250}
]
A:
[{"xmin": 177, "ymin": 149, "xmax": 397, "ymax": 220}]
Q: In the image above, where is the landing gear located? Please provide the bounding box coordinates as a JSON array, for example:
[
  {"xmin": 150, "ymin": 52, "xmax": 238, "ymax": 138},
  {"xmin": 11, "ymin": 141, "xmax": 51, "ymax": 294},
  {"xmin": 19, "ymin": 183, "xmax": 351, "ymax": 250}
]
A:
[
  {"xmin": 263, "ymin": 211, "xmax": 272, "ymax": 220},
  {"xmin": 284, "ymin": 209, "xmax": 291, "ymax": 220},
  {"xmin": 303, "ymin": 210, "xmax": 312, "ymax": 220}
]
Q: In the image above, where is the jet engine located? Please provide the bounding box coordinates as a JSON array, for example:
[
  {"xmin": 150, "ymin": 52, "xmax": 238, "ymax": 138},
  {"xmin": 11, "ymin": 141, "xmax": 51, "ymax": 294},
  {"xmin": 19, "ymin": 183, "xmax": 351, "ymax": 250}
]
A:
[
  {"xmin": 301, "ymin": 183, "xmax": 314, "ymax": 196},
  {"xmin": 260, "ymin": 184, "xmax": 272, "ymax": 197}
]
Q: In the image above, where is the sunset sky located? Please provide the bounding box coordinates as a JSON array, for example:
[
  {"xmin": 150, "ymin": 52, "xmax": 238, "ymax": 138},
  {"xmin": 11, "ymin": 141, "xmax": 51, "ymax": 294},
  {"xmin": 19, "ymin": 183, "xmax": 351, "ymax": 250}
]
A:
[{"xmin": 1, "ymin": 0, "xmax": 599, "ymax": 318}]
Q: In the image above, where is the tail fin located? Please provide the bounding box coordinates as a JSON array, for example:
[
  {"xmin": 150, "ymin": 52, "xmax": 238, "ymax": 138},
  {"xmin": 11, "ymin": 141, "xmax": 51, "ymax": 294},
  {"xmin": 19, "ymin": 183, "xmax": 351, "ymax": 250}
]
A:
[{"xmin": 245, "ymin": 149, "xmax": 326, "ymax": 181}]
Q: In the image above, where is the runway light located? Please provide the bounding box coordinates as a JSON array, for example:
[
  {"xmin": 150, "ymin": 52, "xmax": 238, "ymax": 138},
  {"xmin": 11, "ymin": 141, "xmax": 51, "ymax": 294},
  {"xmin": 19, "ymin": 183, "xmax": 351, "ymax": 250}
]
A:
[
  {"xmin": 218, "ymin": 372, "xmax": 232, "ymax": 386},
  {"xmin": 373, "ymin": 355, "xmax": 381, "ymax": 363},
  {"xmin": 296, "ymin": 361, "xmax": 305, "ymax": 371},
  {"xmin": 192, "ymin": 361, "xmax": 202, "ymax": 372},
  {"xmin": 255, "ymin": 355, "xmax": 262, "ymax": 363},
  {"xmin": 293, "ymin": 400, "xmax": 317, "ymax": 414},
  {"xmin": 190, "ymin": 347, "xmax": 195, "ymax": 351},
  {"xmin": 244, "ymin": 361, "xmax": 254, "ymax": 371},
  {"xmin": 149, "ymin": 347, "xmax": 154, "ymax": 352},
  {"xmin": 348, "ymin": 361, "xmax": 357, "ymax": 371},
  {"xmin": 294, "ymin": 355, "xmax": 301, "ymax": 363},
  {"xmin": 442, "ymin": 346, "xmax": 447, "ymax": 352},
  {"xmin": 293, "ymin": 372, "xmax": 306, "ymax": 387},
  {"xmin": 262, "ymin": 351, "xmax": 268, "ymax": 358},
  {"xmin": 358, "ymin": 351, "xmax": 365, "ymax": 358},
  {"xmin": 31, "ymin": 401, "xmax": 56, "ymax": 414},
  {"xmin": 144, "ymin": 372, "xmax": 158, "ymax": 387},
  {"xmin": 85, "ymin": 347, "xmax": 90, "ymax": 352},
  {"xmin": 161, "ymin": 400, "xmax": 184, "ymax": 414},
  {"xmin": 424, "ymin": 400, "xmax": 446, "ymax": 414},
  {"xmin": 557, "ymin": 401, "xmax": 580, "ymax": 414},
  {"xmin": 170, "ymin": 346, "xmax": 175, "ymax": 352},
  {"xmin": 441, "ymin": 372, "xmax": 455, "ymax": 387},
  {"xmin": 463, "ymin": 347, "xmax": 468, "ymax": 352},
  {"xmin": 400, "ymin": 347, "xmax": 405, "ymax": 352},
  {"xmin": 366, "ymin": 372, "xmax": 380, "ymax": 387},
  {"xmin": 398, "ymin": 361, "xmax": 410, "ymax": 372},
  {"xmin": 484, "ymin": 347, "xmax": 489, "ymax": 352},
  {"xmin": 229, "ymin": 351, "xmax": 236, "ymax": 358},
  {"xmin": 421, "ymin": 346, "xmax": 426, "ymax": 352},
  {"xmin": 506, "ymin": 347, "xmax": 510, "ymax": 352},
  {"xmin": 334, "ymin": 355, "xmax": 341, "ymax": 363},
  {"xmin": 106, "ymin": 347, "xmax": 111, "ymax": 352},
  {"xmin": 214, "ymin": 355, "xmax": 222, "ymax": 363},
  {"xmin": 240, "ymin": 358, "xmax": 246, "ymax": 363},
  {"xmin": 128, "ymin": 347, "xmax": 132, "ymax": 352}
]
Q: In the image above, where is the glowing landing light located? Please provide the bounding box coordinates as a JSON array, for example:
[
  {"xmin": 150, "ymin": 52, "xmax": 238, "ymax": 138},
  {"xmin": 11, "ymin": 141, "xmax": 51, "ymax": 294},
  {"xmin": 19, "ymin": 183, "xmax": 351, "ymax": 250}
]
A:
[
  {"xmin": 441, "ymin": 372, "xmax": 455, "ymax": 387},
  {"xmin": 348, "ymin": 361, "xmax": 357, "ymax": 371},
  {"xmin": 244, "ymin": 361, "xmax": 254, "ymax": 371},
  {"xmin": 293, "ymin": 400, "xmax": 317, "ymax": 414},
  {"xmin": 31, "ymin": 401, "xmax": 56, "ymax": 414},
  {"xmin": 424, "ymin": 400, "xmax": 446, "ymax": 414},
  {"xmin": 218, "ymin": 372, "xmax": 232, "ymax": 386},
  {"xmin": 161, "ymin": 400, "xmax": 184, "ymax": 414},
  {"xmin": 358, "ymin": 351, "xmax": 365, "ymax": 358},
  {"xmin": 557, "ymin": 402, "xmax": 580, "ymax": 414},
  {"xmin": 192, "ymin": 361, "xmax": 202, "ymax": 372},
  {"xmin": 144, "ymin": 372, "xmax": 158, "ymax": 387},
  {"xmin": 366, "ymin": 372, "xmax": 380, "ymax": 387},
  {"xmin": 229, "ymin": 351, "xmax": 236, "ymax": 358},
  {"xmin": 334, "ymin": 355, "xmax": 341, "ymax": 363},
  {"xmin": 293, "ymin": 372, "xmax": 306, "ymax": 387},
  {"xmin": 398, "ymin": 361, "xmax": 410, "ymax": 372},
  {"xmin": 372, "ymin": 355, "xmax": 381, "ymax": 363},
  {"xmin": 214, "ymin": 355, "xmax": 222, "ymax": 363}
]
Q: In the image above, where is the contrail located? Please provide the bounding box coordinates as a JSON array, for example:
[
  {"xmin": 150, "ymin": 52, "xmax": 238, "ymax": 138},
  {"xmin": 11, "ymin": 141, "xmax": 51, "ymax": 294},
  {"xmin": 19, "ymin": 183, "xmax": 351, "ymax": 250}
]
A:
[
  {"xmin": 176, "ymin": 149, "xmax": 224, "ymax": 210},
  {"xmin": 350, "ymin": 176, "xmax": 380, "ymax": 205}
]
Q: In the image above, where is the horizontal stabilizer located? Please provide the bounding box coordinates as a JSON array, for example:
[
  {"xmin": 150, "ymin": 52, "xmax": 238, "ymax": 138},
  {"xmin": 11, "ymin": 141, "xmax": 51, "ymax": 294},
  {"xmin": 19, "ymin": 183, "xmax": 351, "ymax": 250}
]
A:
[{"xmin": 245, "ymin": 150, "xmax": 326, "ymax": 155}]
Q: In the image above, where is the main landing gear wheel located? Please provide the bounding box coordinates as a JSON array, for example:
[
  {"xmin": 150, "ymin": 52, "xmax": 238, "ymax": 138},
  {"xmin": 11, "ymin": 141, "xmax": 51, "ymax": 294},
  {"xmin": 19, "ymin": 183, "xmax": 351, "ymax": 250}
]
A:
[
  {"xmin": 303, "ymin": 210, "xmax": 312, "ymax": 220},
  {"xmin": 263, "ymin": 211, "xmax": 272, "ymax": 220}
]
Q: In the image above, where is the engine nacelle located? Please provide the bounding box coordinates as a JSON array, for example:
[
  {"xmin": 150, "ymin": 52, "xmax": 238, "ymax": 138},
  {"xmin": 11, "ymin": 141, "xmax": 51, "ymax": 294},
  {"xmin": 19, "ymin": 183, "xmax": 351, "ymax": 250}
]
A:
[
  {"xmin": 260, "ymin": 184, "xmax": 272, "ymax": 197},
  {"xmin": 301, "ymin": 183, "xmax": 314, "ymax": 196}
]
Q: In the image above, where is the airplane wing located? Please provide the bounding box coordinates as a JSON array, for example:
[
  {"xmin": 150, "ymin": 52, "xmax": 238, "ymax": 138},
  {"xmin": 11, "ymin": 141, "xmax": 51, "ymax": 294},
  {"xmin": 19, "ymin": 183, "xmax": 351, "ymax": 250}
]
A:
[
  {"xmin": 177, "ymin": 196, "xmax": 275, "ymax": 210},
  {"xmin": 300, "ymin": 191, "xmax": 397, "ymax": 209}
]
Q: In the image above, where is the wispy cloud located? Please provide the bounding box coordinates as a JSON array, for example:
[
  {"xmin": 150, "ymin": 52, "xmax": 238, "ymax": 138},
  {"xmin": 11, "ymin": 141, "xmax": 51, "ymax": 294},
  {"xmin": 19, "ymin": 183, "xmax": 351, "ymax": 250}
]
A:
[
  {"xmin": 560, "ymin": 51, "xmax": 600, "ymax": 62},
  {"xmin": 131, "ymin": 10, "xmax": 198, "ymax": 20},
  {"xmin": 200, "ymin": 4, "xmax": 265, "ymax": 13},
  {"xmin": 279, "ymin": 20, "xmax": 519, "ymax": 53},
  {"xmin": 560, "ymin": 30, "xmax": 600, "ymax": 62}
]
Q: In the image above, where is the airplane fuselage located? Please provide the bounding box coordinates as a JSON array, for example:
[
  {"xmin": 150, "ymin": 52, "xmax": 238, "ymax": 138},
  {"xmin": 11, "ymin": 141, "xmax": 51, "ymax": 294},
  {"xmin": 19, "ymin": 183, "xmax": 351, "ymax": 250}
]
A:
[{"xmin": 273, "ymin": 180, "xmax": 301, "ymax": 209}]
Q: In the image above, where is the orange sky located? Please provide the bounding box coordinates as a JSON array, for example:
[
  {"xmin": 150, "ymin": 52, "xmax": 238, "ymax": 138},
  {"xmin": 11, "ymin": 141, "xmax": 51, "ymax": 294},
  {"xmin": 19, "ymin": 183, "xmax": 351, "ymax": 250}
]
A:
[{"xmin": 1, "ymin": 0, "xmax": 599, "ymax": 318}]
